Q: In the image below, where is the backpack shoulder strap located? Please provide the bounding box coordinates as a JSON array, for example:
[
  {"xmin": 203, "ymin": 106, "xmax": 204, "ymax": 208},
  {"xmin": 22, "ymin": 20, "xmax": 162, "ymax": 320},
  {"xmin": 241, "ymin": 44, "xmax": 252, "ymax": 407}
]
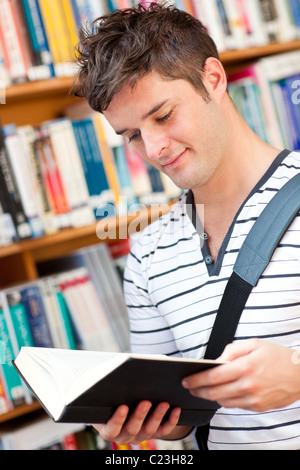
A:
[{"xmin": 204, "ymin": 172, "xmax": 300, "ymax": 360}]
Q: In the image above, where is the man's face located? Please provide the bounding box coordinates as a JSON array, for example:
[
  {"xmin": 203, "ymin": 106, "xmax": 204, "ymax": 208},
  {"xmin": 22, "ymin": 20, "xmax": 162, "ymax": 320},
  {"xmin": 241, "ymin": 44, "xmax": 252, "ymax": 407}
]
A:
[{"xmin": 104, "ymin": 71, "xmax": 227, "ymax": 191}]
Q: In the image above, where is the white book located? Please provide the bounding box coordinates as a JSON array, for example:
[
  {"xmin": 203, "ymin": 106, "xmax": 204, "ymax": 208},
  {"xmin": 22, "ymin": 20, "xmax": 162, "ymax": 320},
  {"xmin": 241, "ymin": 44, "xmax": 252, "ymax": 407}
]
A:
[
  {"xmin": 17, "ymin": 125, "xmax": 58, "ymax": 235},
  {"xmin": 222, "ymin": 0, "xmax": 248, "ymax": 49},
  {"xmin": 273, "ymin": 0, "xmax": 297, "ymax": 42},
  {"xmin": 242, "ymin": 0, "xmax": 269, "ymax": 46},
  {"xmin": 196, "ymin": 0, "xmax": 227, "ymax": 52},
  {"xmin": 3, "ymin": 125, "xmax": 44, "ymax": 237},
  {"xmin": 0, "ymin": 0, "xmax": 27, "ymax": 81},
  {"xmin": 45, "ymin": 119, "xmax": 95, "ymax": 228}
]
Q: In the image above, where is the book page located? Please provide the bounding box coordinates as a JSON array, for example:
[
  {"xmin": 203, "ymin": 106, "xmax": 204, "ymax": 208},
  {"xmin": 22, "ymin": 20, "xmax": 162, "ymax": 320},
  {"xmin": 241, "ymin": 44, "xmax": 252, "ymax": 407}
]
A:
[
  {"xmin": 15, "ymin": 347, "xmax": 127, "ymax": 418},
  {"xmin": 27, "ymin": 347, "xmax": 122, "ymax": 385}
]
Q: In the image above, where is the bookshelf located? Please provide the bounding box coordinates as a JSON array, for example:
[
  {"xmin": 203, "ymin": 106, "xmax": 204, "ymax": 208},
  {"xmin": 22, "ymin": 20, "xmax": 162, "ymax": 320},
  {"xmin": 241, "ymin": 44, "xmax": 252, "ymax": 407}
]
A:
[
  {"xmin": 0, "ymin": 205, "xmax": 171, "ymax": 287},
  {"xmin": 0, "ymin": 0, "xmax": 300, "ymax": 449},
  {"xmin": 1, "ymin": 39, "xmax": 299, "ymax": 128}
]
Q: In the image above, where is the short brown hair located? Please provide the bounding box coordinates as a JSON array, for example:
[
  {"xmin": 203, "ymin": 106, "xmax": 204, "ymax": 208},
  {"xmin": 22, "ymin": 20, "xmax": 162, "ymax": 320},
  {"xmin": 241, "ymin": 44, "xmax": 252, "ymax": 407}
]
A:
[{"xmin": 73, "ymin": 2, "xmax": 220, "ymax": 112}]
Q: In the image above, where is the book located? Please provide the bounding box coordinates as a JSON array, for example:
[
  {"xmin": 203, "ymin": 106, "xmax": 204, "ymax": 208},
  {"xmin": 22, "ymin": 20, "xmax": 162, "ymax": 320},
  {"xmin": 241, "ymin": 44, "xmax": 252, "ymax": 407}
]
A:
[
  {"xmin": 2, "ymin": 123, "xmax": 45, "ymax": 238},
  {"xmin": 20, "ymin": 284, "xmax": 54, "ymax": 348},
  {"xmin": 0, "ymin": 124, "xmax": 32, "ymax": 241},
  {"xmin": 14, "ymin": 346, "xmax": 223, "ymax": 426}
]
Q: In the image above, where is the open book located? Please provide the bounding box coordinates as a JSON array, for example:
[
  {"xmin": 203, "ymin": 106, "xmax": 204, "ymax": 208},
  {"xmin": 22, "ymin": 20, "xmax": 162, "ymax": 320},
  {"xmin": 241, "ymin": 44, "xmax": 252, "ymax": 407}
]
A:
[{"xmin": 14, "ymin": 347, "xmax": 223, "ymax": 427}]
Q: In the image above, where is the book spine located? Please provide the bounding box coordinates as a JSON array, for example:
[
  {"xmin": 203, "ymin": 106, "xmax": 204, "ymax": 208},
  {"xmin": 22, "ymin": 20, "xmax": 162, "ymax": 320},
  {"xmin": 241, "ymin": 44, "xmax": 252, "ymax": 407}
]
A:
[
  {"xmin": 45, "ymin": 119, "xmax": 95, "ymax": 228},
  {"xmin": 81, "ymin": 118, "xmax": 115, "ymax": 218},
  {"xmin": 242, "ymin": 0, "xmax": 269, "ymax": 46},
  {"xmin": 36, "ymin": 126, "xmax": 71, "ymax": 227},
  {"xmin": 257, "ymin": 0, "xmax": 280, "ymax": 42},
  {"xmin": 20, "ymin": 0, "xmax": 55, "ymax": 77},
  {"xmin": 72, "ymin": 120, "xmax": 99, "ymax": 199},
  {"xmin": 0, "ymin": 368, "xmax": 11, "ymax": 415},
  {"xmin": 112, "ymin": 146, "xmax": 139, "ymax": 208},
  {"xmin": 0, "ymin": 0, "xmax": 28, "ymax": 82},
  {"xmin": 196, "ymin": 0, "xmax": 226, "ymax": 51},
  {"xmin": 0, "ymin": 125, "xmax": 32, "ymax": 240},
  {"xmin": 123, "ymin": 141, "xmax": 152, "ymax": 198},
  {"xmin": 37, "ymin": 0, "xmax": 63, "ymax": 71},
  {"xmin": 92, "ymin": 114, "xmax": 122, "ymax": 209},
  {"xmin": 0, "ymin": 299, "xmax": 26, "ymax": 406},
  {"xmin": 4, "ymin": 290, "xmax": 35, "ymax": 350},
  {"xmin": 0, "ymin": 201, "xmax": 16, "ymax": 246},
  {"xmin": 289, "ymin": 0, "xmax": 300, "ymax": 29},
  {"xmin": 51, "ymin": 277, "xmax": 78, "ymax": 350},
  {"xmin": 20, "ymin": 284, "xmax": 54, "ymax": 348},
  {"xmin": 222, "ymin": 0, "xmax": 248, "ymax": 49},
  {"xmin": 2, "ymin": 123, "xmax": 44, "ymax": 238},
  {"xmin": 61, "ymin": 0, "xmax": 79, "ymax": 55}
]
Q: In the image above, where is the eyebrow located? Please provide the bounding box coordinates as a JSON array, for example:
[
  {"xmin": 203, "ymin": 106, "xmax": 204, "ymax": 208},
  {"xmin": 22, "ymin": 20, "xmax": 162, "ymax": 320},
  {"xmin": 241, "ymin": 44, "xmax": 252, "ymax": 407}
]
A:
[{"xmin": 115, "ymin": 99, "xmax": 169, "ymax": 135}]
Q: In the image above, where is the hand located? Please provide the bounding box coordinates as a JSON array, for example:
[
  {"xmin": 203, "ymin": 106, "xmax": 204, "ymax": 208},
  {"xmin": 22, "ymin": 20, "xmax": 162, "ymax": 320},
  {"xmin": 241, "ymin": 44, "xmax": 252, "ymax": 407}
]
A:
[
  {"xmin": 93, "ymin": 401, "xmax": 185, "ymax": 446},
  {"xmin": 182, "ymin": 339, "xmax": 300, "ymax": 412}
]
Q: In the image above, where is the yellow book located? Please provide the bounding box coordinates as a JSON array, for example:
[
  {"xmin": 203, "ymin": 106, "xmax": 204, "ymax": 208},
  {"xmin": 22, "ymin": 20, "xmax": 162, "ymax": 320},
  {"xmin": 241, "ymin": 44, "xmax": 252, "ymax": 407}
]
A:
[
  {"xmin": 38, "ymin": 0, "xmax": 73, "ymax": 66},
  {"xmin": 59, "ymin": 0, "xmax": 79, "ymax": 61},
  {"xmin": 92, "ymin": 114, "xmax": 122, "ymax": 208},
  {"xmin": 37, "ymin": 0, "xmax": 61, "ymax": 64}
]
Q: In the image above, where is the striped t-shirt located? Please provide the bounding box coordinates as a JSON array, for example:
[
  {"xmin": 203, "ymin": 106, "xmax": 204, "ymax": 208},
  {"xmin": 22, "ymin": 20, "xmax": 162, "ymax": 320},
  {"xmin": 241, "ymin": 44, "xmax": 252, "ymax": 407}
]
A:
[{"xmin": 124, "ymin": 149, "xmax": 300, "ymax": 450}]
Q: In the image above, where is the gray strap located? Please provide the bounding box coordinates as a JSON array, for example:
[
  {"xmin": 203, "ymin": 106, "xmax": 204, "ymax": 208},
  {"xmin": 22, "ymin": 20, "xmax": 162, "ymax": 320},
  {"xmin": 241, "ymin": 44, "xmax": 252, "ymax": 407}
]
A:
[{"xmin": 234, "ymin": 173, "xmax": 300, "ymax": 287}]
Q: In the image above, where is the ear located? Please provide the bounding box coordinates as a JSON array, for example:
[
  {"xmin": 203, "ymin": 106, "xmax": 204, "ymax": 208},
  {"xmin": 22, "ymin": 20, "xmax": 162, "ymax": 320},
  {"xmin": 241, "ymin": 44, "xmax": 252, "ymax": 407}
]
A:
[{"xmin": 203, "ymin": 57, "xmax": 227, "ymax": 103}]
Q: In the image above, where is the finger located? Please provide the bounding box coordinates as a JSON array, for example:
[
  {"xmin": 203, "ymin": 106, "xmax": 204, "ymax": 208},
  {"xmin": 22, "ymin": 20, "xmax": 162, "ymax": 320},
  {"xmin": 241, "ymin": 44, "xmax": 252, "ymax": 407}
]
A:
[
  {"xmin": 140, "ymin": 402, "xmax": 171, "ymax": 437},
  {"xmin": 93, "ymin": 404, "xmax": 129, "ymax": 441},
  {"xmin": 156, "ymin": 407, "xmax": 182, "ymax": 438},
  {"xmin": 122, "ymin": 401, "xmax": 153, "ymax": 439}
]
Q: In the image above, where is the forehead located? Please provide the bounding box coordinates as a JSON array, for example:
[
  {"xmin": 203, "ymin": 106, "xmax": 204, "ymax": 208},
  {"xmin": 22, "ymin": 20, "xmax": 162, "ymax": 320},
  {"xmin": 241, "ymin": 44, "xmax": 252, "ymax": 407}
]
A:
[{"xmin": 103, "ymin": 72, "xmax": 193, "ymax": 127}]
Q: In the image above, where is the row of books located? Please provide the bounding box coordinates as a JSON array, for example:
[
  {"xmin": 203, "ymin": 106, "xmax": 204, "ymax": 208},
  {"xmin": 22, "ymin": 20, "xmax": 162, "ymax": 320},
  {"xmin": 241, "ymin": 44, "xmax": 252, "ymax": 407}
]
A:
[
  {"xmin": 181, "ymin": 0, "xmax": 300, "ymax": 52},
  {"xmin": 0, "ymin": 241, "xmax": 130, "ymax": 416},
  {"xmin": 0, "ymin": 102, "xmax": 181, "ymax": 247},
  {"xmin": 1, "ymin": 0, "xmax": 300, "ymax": 87},
  {"xmin": 1, "ymin": 49, "xmax": 300, "ymax": 247},
  {"xmin": 228, "ymin": 49, "xmax": 300, "ymax": 151}
]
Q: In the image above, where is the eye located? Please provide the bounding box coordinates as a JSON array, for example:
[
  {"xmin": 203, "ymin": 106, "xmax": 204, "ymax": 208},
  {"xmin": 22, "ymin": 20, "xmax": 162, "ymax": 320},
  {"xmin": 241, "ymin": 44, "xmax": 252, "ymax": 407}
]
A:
[
  {"xmin": 156, "ymin": 110, "xmax": 173, "ymax": 123},
  {"xmin": 128, "ymin": 130, "xmax": 141, "ymax": 143}
]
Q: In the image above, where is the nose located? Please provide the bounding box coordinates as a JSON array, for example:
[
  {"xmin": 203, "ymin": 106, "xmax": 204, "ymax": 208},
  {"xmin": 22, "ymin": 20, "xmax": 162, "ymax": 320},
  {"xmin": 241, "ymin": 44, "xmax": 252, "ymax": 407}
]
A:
[{"xmin": 142, "ymin": 128, "xmax": 170, "ymax": 161}]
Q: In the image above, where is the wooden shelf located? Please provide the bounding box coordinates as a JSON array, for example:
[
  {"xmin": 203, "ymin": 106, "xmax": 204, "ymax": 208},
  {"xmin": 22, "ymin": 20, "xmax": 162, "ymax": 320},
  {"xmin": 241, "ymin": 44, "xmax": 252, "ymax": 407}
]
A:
[
  {"xmin": 3, "ymin": 39, "xmax": 300, "ymax": 103},
  {"xmin": 5, "ymin": 76, "xmax": 76, "ymax": 102},
  {"xmin": 0, "ymin": 205, "xmax": 172, "ymax": 288},
  {"xmin": 0, "ymin": 402, "xmax": 41, "ymax": 424},
  {"xmin": 220, "ymin": 39, "xmax": 300, "ymax": 64}
]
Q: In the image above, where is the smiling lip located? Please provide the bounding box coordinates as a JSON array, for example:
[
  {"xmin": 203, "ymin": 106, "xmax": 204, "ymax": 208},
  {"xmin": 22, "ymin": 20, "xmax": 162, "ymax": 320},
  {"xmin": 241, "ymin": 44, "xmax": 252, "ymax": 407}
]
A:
[{"xmin": 162, "ymin": 150, "xmax": 186, "ymax": 169}]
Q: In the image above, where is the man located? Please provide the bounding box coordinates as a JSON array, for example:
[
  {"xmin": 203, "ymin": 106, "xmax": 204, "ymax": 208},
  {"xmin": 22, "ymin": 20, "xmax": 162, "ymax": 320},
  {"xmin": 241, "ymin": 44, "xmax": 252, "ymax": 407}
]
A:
[{"xmin": 74, "ymin": 3, "xmax": 300, "ymax": 449}]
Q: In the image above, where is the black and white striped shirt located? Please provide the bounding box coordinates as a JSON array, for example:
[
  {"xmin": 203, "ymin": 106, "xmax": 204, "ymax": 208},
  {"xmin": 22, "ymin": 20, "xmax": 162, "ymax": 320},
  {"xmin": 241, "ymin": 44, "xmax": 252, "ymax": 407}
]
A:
[{"xmin": 124, "ymin": 149, "xmax": 300, "ymax": 450}]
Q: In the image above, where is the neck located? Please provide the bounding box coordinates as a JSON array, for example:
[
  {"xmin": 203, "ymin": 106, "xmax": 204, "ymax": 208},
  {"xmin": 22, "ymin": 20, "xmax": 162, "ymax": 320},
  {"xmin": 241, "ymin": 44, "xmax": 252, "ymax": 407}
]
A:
[
  {"xmin": 191, "ymin": 104, "xmax": 281, "ymax": 259},
  {"xmin": 192, "ymin": 106, "xmax": 280, "ymax": 214}
]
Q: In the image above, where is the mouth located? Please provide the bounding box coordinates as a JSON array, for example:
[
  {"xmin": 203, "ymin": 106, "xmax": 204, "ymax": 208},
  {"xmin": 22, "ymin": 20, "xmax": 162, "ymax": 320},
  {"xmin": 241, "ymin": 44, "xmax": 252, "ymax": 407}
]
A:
[{"xmin": 162, "ymin": 149, "xmax": 187, "ymax": 170}]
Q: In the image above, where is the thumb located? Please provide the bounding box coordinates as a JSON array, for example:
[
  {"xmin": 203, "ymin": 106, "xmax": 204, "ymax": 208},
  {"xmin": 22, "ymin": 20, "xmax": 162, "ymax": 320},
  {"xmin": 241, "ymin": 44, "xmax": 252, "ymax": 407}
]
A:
[{"xmin": 218, "ymin": 339, "xmax": 260, "ymax": 362}]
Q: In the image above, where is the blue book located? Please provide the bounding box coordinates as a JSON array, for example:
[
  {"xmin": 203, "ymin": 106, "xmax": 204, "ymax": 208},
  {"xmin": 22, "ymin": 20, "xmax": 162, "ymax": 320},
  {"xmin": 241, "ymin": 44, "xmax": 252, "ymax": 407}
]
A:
[
  {"xmin": 289, "ymin": 0, "xmax": 300, "ymax": 27},
  {"xmin": 21, "ymin": 0, "xmax": 55, "ymax": 76},
  {"xmin": 72, "ymin": 119, "xmax": 113, "ymax": 218},
  {"xmin": 279, "ymin": 77, "xmax": 300, "ymax": 150},
  {"xmin": 72, "ymin": 121, "xmax": 98, "ymax": 197},
  {"xmin": 284, "ymin": 75, "xmax": 300, "ymax": 150},
  {"xmin": 145, "ymin": 162, "xmax": 165, "ymax": 193},
  {"xmin": 0, "ymin": 303, "xmax": 26, "ymax": 406},
  {"xmin": 112, "ymin": 146, "xmax": 138, "ymax": 207},
  {"xmin": 20, "ymin": 285, "xmax": 54, "ymax": 348}
]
